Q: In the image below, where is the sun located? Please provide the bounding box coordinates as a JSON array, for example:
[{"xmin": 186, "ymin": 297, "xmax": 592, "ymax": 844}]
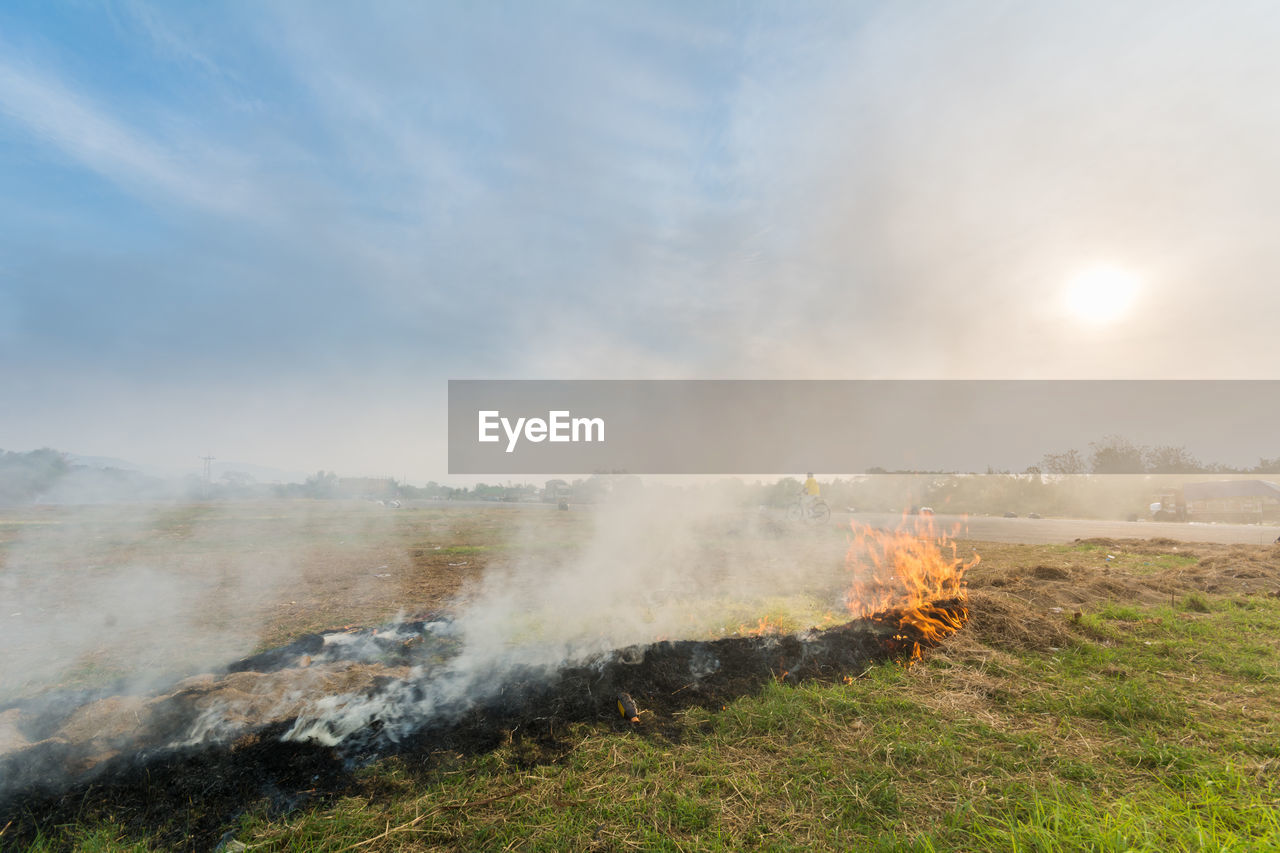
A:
[{"xmin": 1062, "ymin": 265, "xmax": 1141, "ymax": 325}]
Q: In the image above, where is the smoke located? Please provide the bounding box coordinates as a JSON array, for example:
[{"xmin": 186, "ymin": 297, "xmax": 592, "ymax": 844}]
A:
[
  {"xmin": 1, "ymin": 477, "xmax": 971, "ymax": 803},
  {"xmin": 280, "ymin": 486, "xmax": 850, "ymax": 746},
  {"xmin": 0, "ymin": 498, "xmax": 420, "ymax": 706},
  {"xmin": 459, "ymin": 489, "xmax": 835, "ymax": 648}
]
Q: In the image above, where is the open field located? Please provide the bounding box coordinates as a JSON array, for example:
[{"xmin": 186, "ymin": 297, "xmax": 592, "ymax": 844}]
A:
[
  {"xmin": 852, "ymin": 511, "xmax": 1280, "ymax": 547},
  {"xmin": 2, "ymin": 502, "xmax": 1279, "ymax": 851},
  {"xmin": 0, "ymin": 501, "xmax": 848, "ymax": 696}
]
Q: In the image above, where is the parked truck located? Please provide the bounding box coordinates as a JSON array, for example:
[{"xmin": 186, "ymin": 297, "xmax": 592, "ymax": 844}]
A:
[{"xmin": 1149, "ymin": 480, "xmax": 1280, "ymax": 524}]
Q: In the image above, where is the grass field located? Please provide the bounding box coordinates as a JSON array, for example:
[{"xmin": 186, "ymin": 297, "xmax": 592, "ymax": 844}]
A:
[{"xmin": 4, "ymin": 503, "xmax": 1279, "ymax": 851}]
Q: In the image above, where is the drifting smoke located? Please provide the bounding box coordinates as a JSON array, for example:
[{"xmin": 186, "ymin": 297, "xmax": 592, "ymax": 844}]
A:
[
  {"xmin": 281, "ymin": 488, "xmax": 853, "ymax": 747},
  {"xmin": 0, "ymin": 485, "xmax": 971, "ymax": 803},
  {"xmin": 0, "ymin": 499, "xmax": 423, "ymax": 707}
]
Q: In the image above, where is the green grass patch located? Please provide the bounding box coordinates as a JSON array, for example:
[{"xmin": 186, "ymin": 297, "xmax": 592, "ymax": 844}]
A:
[
  {"xmin": 1183, "ymin": 592, "xmax": 1213, "ymax": 612},
  {"xmin": 928, "ymin": 770, "xmax": 1280, "ymax": 852}
]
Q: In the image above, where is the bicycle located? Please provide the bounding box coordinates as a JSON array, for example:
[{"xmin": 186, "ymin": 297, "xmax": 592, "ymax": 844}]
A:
[{"xmin": 787, "ymin": 493, "xmax": 831, "ymax": 522}]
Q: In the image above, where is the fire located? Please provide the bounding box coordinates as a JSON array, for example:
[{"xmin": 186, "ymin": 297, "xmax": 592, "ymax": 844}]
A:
[
  {"xmin": 737, "ymin": 615, "xmax": 785, "ymax": 637},
  {"xmin": 845, "ymin": 516, "xmax": 978, "ymax": 660}
]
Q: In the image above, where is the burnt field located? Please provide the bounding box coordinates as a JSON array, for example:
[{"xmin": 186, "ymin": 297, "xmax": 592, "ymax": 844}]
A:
[
  {"xmin": 2, "ymin": 502, "xmax": 1279, "ymax": 851},
  {"xmin": 1, "ymin": 611, "xmax": 961, "ymax": 849}
]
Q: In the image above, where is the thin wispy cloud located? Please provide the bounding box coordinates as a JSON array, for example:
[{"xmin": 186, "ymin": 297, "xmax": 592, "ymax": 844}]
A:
[{"xmin": 0, "ymin": 59, "xmax": 265, "ymax": 219}]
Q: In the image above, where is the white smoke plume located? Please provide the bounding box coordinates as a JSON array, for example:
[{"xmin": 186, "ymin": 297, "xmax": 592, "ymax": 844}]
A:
[
  {"xmin": 0, "ymin": 499, "xmax": 426, "ymax": 705},
  {"xmin": 281, "ymin": 486, "xmax": 849, "ymax": 746}
]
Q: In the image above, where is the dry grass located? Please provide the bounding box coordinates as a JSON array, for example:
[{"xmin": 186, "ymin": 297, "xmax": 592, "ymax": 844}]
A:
[{"xmin": 8, "ymin": 506, "xmax": 1280, "ymax": 850}]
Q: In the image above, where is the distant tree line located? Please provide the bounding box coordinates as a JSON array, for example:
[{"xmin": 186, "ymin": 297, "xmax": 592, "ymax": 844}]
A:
[
  {"xmin": 5, "ymin": 440, "xmax": 1280, "ymax": 512},
  {"xmin": 1037, "ymin": 434, "xmax": 1280, "ymax": 476},
  {"xmin": 0, "ymin": 448, "xmax": 69, "ymax": 503},
  {"xmin": 0, "ymin": 448, "xmax": 175, "ymax": 504}
]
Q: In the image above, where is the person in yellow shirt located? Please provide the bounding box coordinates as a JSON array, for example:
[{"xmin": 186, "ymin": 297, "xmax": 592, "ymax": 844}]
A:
[{"xmin": 801, "ymin": 472, "xmax": 820, "ymax": 512}]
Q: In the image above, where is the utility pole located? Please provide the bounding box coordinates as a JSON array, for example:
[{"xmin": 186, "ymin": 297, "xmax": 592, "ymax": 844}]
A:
[{"xmin": 200, "ymin": 455, "xmax": 215, "ymax": 499}]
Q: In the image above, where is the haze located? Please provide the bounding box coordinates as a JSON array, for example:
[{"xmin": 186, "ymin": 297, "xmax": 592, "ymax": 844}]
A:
[{"xmin": 2, "ymin": 1, "xmax": 1278, "ymax": 480}]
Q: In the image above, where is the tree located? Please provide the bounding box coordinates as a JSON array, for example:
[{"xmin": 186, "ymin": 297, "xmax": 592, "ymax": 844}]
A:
[
  {"xmin": 1144, "ymin": 445, "xmax": 1202, "ymax": 474},
  {"xmin": 1040, "ymin": 448, "xmax": 1087, "ymax": 475},
  {"xmin": 0, "ymin": 448, "xmax": 70, "ymax": 503},
  {"xmin": 1089, "ymin": 435, "xmax": 1147, "ymax": 474},
  {"xmin": 1255, "ymin": 457, "xmax": 1280, "ymax": 474},
  {"xmin": 303, "ymin": 470, "xmax": 338, "ymax": 499},
  {"xmin": 768, "ymin": 477, "xmax": 802, "ymax": 506}
]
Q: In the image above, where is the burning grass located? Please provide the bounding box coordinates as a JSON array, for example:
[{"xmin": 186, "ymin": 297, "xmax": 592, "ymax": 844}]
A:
[
  {"xmin": 76, "ymin": 598, "xmax": 1276, "ymax": 853},
  {"xmin": 5, "ymin": 507, "xmax": 1280, "ymax": 850},
  {"xmin": 0, "ymin": 608, "xmax": 966, "ymax": 846},
  {"xmin": 845, "ymin": 517, "xmax": 978, "ymax": 661},
  {"xmin": 0, "ymin": 511, "xmax": 973, "ymax": 849}
]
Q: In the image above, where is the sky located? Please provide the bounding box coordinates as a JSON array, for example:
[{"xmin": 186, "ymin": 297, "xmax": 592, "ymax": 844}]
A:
[{"xmin": 2, "ymin": 1, "xmax": 1279, "ymax": 480}]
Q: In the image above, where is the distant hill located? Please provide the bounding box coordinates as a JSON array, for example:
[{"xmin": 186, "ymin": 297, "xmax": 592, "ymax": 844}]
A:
[
  {"xmin": 195, "ymin": 461, "xmax": 310, "ymax": 485},
  {"xmin": 66, "ymin": 454, "xmax": 307, "ymax": 485},
  {"xmin": 67, "ymin": 454, "xmax": 171, "ymax": 478}
]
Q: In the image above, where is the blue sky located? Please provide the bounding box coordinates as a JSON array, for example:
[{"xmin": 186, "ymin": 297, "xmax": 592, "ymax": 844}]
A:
[{"xmin": 2, "ymin": 1, "xmax": 1279, "ymax": 479}]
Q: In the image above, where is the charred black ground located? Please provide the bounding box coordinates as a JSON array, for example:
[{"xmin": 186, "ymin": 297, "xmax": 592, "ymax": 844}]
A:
[{"xmin": 0, "ymin": 602, "xmax": 964, "ymax": 852}]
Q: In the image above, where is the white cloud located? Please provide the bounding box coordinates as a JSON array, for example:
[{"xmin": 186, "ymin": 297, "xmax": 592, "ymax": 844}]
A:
[{"xmin": 0, "ymin": 57, "xmax": 265, "ymax": 218}]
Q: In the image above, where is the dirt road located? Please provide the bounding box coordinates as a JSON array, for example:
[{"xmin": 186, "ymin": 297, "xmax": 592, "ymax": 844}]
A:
[{"xmin": 847, "ymin": 510, "xmax": 1280, "ymax": 546}]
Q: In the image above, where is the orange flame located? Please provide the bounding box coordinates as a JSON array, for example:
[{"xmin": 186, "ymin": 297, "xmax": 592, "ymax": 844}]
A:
[
  {"xmin": 845, "ymin": 516, "xmax": 978, "ymax": 660},
  {"xmin": 737, "ymin": 615, "xmax": 785, "ymax": 637}
]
